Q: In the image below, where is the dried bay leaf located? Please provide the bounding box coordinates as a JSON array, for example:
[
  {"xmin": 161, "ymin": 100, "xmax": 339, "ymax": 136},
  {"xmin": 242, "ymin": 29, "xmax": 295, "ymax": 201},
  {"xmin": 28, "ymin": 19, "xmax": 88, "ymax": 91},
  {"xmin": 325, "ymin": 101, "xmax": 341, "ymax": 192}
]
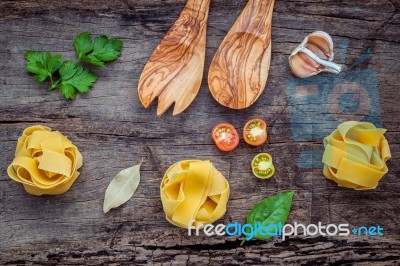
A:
[{"xmin": 103, "ymin": 163, "xmax": 141, "ymax": 213}]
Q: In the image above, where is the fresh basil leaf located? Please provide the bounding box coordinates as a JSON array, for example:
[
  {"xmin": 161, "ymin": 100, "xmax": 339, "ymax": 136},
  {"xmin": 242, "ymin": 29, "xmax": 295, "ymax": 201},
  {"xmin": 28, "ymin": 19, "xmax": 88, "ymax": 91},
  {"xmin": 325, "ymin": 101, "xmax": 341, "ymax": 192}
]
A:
[{"xmin": 243, "ymin": 191, "xmax": 294, "ymax": 243}]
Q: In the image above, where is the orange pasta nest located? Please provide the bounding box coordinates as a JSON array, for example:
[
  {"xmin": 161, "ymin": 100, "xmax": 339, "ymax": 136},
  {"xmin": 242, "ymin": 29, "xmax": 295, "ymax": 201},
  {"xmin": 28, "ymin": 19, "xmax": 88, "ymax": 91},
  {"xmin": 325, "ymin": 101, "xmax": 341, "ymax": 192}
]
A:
[{"xmin": 7, "ymin": 125, "xmax": 83, "ymax": 196}]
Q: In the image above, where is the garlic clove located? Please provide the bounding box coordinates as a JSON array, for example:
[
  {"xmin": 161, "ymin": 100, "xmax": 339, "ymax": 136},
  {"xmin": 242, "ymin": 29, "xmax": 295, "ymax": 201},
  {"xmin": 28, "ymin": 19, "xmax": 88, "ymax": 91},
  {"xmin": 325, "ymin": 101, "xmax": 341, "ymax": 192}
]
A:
[
  {"xmin": 289, "ymin": 51, "xmax": 321, "ymax": 78},
  {"xmin": 307, "ymin": 31, "xmax": 334, "ymax": 60},
  {"xmin": 289, "ymin": 31, "xmax": 342, "ymax": 78}
]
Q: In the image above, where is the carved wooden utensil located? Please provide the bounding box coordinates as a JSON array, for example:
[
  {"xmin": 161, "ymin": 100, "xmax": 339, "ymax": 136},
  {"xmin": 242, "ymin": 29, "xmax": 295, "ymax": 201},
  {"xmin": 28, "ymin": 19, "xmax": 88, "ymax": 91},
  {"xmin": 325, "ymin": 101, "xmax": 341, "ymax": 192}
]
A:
[
  {"xmin": 208, "ymin": 0, "xmax": 275, "ymax": 109},
  {"xmin": 138, "ymin": 0, "xmax": 211, "ymax": 116}
]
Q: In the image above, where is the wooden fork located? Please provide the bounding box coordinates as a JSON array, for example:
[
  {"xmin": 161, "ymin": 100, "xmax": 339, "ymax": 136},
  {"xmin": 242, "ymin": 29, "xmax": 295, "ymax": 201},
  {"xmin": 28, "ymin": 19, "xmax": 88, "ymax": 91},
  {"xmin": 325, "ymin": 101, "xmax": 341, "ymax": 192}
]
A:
[{"xmin": 138, "ymin": 0, "xmax": 211, "ymax": 116}]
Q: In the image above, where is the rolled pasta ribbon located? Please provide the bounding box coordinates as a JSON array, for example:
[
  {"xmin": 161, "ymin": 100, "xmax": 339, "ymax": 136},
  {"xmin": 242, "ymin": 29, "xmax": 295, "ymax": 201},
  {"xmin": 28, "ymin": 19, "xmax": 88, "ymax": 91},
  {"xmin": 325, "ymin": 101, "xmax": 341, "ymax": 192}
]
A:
[
  {"xmin": 7, "ymin": 125, "xmax": 83, "ymax": 196},
  {"xmin": 322, "ymin": 121, "xmax": 391, "ymax": 190},
  {"xmin": 160, "ymin": 160, "xmax": 230, "ymax": 228}
]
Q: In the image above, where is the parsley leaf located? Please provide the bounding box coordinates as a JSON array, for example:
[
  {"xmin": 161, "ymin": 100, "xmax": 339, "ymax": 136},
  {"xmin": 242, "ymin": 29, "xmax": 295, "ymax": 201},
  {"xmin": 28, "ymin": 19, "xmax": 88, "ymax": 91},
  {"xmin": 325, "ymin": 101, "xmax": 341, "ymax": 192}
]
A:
[
  {"xmin": 25, "ymin": 32, "xmax": 122, "ymax": 100},
  {"xmin": 81, "ymin": 35, "xmax": 123, "ymax": 67},
  {"xmin": 74, "ymin": 32, "xmax": 123, "ymax": 67},
  {"xmin": 74, "ymin": 32, "xmax": 122, "ymax": 67},
  {"xmin": 60, "ymin": 83, "xmax": 76, "ymax": 100},
  {"xmin": 59, "ymin": 61, "xmax": 98, "ymax": 99},
  {"xmin": 25, "ymin": 51, "xmax": 63, "ymax": 83},
  {"xmin": 74, "ymin": 32, "xmax": 94, "ymax": 59}
]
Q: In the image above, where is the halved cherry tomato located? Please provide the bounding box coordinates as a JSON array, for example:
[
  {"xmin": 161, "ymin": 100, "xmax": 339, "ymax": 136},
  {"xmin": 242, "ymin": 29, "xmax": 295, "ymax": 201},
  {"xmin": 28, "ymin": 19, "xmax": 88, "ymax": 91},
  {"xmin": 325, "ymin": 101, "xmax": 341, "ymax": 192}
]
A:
[
  {"xmin": 212, "ymin": 123, "xmax": 239, "ymax": 152},
  {"xmin": 243, "ymin": 118, "xmax": 268, "ymax": 146},
  {"xmin": 251, "ymin": 153, "xmax": 275, "ymax": 179}
]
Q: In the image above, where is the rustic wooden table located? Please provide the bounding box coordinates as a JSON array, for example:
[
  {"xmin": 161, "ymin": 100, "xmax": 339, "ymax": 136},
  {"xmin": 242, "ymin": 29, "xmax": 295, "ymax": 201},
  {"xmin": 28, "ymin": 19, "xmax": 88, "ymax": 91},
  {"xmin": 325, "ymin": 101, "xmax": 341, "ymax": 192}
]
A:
[{"xmin": 1, "ymin": 0, "xmax": 399, "ymax": 265}]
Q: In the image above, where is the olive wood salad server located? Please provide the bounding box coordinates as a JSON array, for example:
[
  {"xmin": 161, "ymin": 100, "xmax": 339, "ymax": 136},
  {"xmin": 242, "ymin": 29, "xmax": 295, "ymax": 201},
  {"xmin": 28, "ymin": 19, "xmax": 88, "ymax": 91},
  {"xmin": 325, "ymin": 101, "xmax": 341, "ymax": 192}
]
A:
[
  {"xmin": 138, "ymin": 0, "xmax": 211, "ymax": 116},
  {"xmin": 208, "ymin": 0, "xmax": 275, "ymax": 109}
]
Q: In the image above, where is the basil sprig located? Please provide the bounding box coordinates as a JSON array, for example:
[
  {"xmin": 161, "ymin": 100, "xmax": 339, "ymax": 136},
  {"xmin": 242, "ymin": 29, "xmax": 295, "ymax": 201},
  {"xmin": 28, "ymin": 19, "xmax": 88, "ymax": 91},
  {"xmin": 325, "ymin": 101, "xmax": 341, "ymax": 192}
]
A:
[{"xmin": 242, "ymin": 191, "xmax": 294, "ymax": 245}]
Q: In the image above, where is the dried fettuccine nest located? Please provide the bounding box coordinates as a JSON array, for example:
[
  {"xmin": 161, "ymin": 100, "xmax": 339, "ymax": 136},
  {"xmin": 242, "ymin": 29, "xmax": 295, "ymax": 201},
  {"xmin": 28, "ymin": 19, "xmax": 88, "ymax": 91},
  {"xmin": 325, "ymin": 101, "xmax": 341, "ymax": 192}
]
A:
[
  {"xmin": 7, "ymin": 125, "xmax": 83, "ymax": 196},
  {"xmin": 322, "ymin": 121, "xmax": 391, "ymax": 190},
  {"xmin": 160, "ymin": 160, "xmax": 230, "ymax": 228}
]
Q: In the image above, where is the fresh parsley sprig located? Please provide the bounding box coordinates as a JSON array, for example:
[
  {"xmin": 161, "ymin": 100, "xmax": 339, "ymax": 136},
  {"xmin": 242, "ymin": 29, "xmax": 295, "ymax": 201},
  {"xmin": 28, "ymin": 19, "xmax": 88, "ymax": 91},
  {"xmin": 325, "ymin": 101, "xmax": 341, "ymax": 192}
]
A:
[{"xmin": 25, "ymin": 32, "xmax": 123, "ymax": 100}]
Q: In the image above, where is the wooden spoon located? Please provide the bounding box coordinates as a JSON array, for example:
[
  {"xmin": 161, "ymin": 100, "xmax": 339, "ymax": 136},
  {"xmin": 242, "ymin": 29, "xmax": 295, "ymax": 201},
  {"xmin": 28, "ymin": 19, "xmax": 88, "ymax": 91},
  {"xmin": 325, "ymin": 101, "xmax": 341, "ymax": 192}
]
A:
[
  {"xmin": 138, "ymin": 0, "xmax": 211, "ymax": 116},
  {"xmin": 208, "ymin": 0, "xmax": 275, "ymax": 109}
]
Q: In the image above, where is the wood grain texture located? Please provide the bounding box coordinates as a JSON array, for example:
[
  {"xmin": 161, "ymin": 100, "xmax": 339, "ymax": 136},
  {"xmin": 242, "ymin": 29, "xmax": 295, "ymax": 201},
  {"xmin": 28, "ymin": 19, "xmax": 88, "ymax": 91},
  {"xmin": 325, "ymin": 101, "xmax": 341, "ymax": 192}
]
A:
[
  {"xmin": 208, "ymin": 0, "xmax": 275, "ymax": 109},
  {"xmin": 138, "ymin": 0, "xmax": 210, "ymax": 116},
  {"xmin": 0, "ymin": 0, "xmax": 400, "ymax": 265}
]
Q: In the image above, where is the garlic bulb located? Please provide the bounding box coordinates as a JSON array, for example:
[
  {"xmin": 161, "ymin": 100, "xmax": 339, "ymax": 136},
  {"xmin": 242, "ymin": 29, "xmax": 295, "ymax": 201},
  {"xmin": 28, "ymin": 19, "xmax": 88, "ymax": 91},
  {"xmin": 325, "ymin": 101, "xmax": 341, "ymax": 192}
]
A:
[{"xmin": 289, "ymin": 31, "xmax": 342, "ymax": 78}]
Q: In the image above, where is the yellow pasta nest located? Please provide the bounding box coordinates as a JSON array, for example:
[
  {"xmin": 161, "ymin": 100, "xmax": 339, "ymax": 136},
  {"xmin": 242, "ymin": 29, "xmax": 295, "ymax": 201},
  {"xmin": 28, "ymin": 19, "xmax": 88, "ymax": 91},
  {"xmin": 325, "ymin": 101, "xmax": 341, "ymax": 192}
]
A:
[
  {"xmin": 322, "ymin": 121, "xmax": 391, "ymax": 190},
  {"xmin": 160, "ymin": 160, "xmax": 230, "ymax": 228},
  {"xmin": 7, "ymin": 125, "xmax": 83, "ymax": 196}
]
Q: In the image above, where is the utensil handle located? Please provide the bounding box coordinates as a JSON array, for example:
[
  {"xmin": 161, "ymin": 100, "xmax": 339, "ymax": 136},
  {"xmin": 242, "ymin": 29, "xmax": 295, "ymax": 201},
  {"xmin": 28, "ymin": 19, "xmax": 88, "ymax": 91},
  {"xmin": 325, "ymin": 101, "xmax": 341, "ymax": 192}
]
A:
[
  {"xmin": 244, "ymin": 0, "xmax": 275, "ymax": 38},
  {"xmin": 185, "ymin": 0, "xmax": 211, "ymax": 14}
]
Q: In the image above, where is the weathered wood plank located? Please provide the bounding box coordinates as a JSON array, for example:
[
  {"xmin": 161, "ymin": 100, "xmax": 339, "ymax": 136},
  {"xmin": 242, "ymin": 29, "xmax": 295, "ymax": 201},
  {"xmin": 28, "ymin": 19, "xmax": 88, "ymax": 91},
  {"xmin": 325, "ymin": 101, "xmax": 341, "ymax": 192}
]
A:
[{"xmin": 0, "ymin": 0, "xmax": 399, "ymax": 265}]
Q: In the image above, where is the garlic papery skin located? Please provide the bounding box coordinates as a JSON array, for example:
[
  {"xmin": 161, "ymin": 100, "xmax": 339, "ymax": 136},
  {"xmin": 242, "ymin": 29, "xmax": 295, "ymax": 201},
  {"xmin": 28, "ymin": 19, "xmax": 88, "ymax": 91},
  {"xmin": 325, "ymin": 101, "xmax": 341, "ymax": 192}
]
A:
[{"xmin": 289, "ymin": 31, "xmax": 342, "ymax": 78}]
